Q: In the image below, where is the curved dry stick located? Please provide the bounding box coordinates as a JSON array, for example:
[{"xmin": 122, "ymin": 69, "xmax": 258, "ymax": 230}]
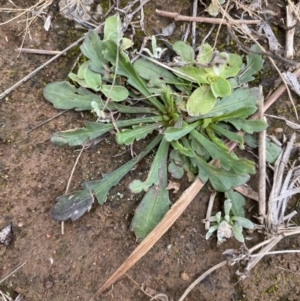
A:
[
  {"xmin": 178, "ymin": 261, "xmax": 227, "ymax": 301},
  {"xmin": 90, "ymin": 66, "xmax": 300, "ymax": 300}
]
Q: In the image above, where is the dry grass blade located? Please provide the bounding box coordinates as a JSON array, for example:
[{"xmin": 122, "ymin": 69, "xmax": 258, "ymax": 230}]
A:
[{"xmin": 89, "ymin": 64, "xmax": 300, "ymax": 300}]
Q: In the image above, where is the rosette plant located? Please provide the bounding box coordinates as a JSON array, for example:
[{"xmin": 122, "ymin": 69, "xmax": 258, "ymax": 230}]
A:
[{"xmin": 43, "ymin": 15, "xmax": 266, "ymax": 241}]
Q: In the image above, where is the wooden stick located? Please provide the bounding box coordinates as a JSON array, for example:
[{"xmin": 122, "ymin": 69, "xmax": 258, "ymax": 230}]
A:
[
  {"xmin": 156, "ymin": 9, "xmax": 261, "ymax": 25},
  {"xmin": 258, "ymin": 86, "xmax": 266, "ymax": 219},
  {"xmin": 15, "ymin": 48, "xmax": 64, "ymax": 55}
]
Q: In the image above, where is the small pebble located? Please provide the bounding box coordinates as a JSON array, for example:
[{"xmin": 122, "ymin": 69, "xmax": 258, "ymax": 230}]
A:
[{"xmin": 181, "ymin": 272, "xmax": 190, "ymax": 281}]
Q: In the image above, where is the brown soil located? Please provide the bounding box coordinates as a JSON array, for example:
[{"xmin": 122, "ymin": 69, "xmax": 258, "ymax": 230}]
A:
[{"xmin": 1, "ymin": 1, "xmax": 300, "ymax": 301}]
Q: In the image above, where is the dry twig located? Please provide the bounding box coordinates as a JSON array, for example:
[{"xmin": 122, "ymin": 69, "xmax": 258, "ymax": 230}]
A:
[
  {"xmin": 258, "ymin": 86, "xmax": 266, "ymax": 220},
  {"xmin": 155, "ymin": 9, "xmax": 261, "ymax": 24}
]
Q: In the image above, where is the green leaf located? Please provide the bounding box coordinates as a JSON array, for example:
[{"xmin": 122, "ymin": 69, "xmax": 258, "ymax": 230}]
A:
[
  {"xmin": 228, "ymin": 119, "xmax": 268, "ymax": 134},
  {"xmin": 104, "ymin": 15, "xmax": 122, "ymax": 43},
  {"xmin": 102, "ymin": 40, "xmax": 165, "ymax": 112},
  {"xmin": 206, "ymin": 0, "xmax": 225, "ymax": 16},
  {"xmin": 83, "ymin": 135, "xmax": 162, "ymax": 204},
  {"xmin": 43, "ymin": 81, "xmax": 157, "ymax": 114},
  {"xmin": 172, "ymin": 41, "xmax": 195, "ymax": 62},
  {"xmin": 121, "ymin": 37, "xmax": 133, "ymax": 50},
  {"xmin": 210, "ymin": 77, "xmax": 231, "ymax": 97},
  {"xmin": 43, "ymin": 81, "xmax": 103, "ymax": 111},
  {"xmin": 209, "ymin": 123, "xmax": 244, "ymax": 148},
  {"xmin": 130, "ymin": 137, "xmax": 170, "ymax": 242},
  {"xmin": 171, "ymin": 140, "xmax": 195, "ymax": 157},
  {"xmin": 212, "ymin": 107, "xmax": 257, "ymax": 122},
  {"xmin": 197, "ymin": 43, "xmax": 213, "ymax": 65},
  {"xmin": 244, "ymin": 133, "xmax": 258, "ymax": 148},
  {"xmin": 175, "ymin": 66, "xmax": 209, "ymax": 84},
  {"xmin": 196, "ymin": 88, "xmax": 259, "ymax": 119},
  {"xmin": 80, "ymin": 30, "xmax": 107, "ymax": 74},
  {"xmin": 116, "ymin": 122, "xmax": 162, "ymax": 145},
  {"xmin": 224, "ymin": 199, "xmax": 232, "ymax": 217},
  {"xmin": 225, "ymin": 189, "xmax": 245, "ymax": 217},
  {"xmin": 206, "ymin": 225, "xmax": 219, "ymax": 239},
  {"xmin": 232, "ymin": 216, "xmax": 254, "ymax": 229},
  {"xmin": 232, "ymin": 224, "xmax": 244, "ymax": 242},
  {"xmin": 130, "ymin": 184, "xmax": 170, "ymax": 242},
  {"xmin": 191, "ymin": 130, "xmax": 255, "ymax": 175},
  {"xmin": 129, "ymin": 138, "xmax": 169, "ymax": 193},
  {"xmin": 77, "ymin": 60, "xmax": 91, "ymax": 79},
  {"xmin": 51, "ymin": 116, "xmax": 163, "ymax": 146},
  {"xmin": 168, "ymin": 161, "xmax": 184, "ymax": 179},
  {"xmin": 187, "ymin": 86, "xmax": 217, "ymax": 116},
  {"xmin": 133, "ymin": 58, "xmax": 180, "ymax": 87},
  {"xmin": 266, "ymin": 139, "xmax": 281, "ymax": 164},
  {"xmin": 239, "ymin": 45, "xmax": 264, "ymax": 84},
  {"xmin": 164, "ymin": 122, "xmax": 199, "ymax": 141},
  {"xmin": 217, "ymin": 53, "xmax": 243, "ymax": 78},
  {"xmin": 101, "ymin": 85, "xmax": 129, "ymax": 102},
  {"xmin": 50, "ymin": 190, "xmax": 94, "ymax": 221},
  {"xmin": 205, "ymin": 126, "xmax": 228, "ymax": 151},
  {"xmin": 194, "ymin": 156, "xmax": 250, "ymax": 192},
  {"xmin": 68, "ymin": 72, "xmax": 90, "ymax": 88},
  {"xmin": 84, "ymin": 67, "xmax": 102, "ymax": 91}
]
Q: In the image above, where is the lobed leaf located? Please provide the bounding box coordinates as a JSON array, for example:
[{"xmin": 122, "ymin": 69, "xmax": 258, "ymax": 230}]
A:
[
  {"xmin": 51, "ymin": 116, "xmax": 163, "ymax": 146},
  {"xmin": 43, "ymin": 81, "xmax": 157, "ymax": 114},
  {"xmin": 116, "ymin": 122, "xmax": 162, "ymax": 145},
  {"xmin": 83, "ymin": 135, "xmax": 163, "ymax": 204}
]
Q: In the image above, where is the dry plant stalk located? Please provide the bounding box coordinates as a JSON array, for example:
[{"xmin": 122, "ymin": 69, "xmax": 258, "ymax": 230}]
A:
[
  {"xmin": 155, "ymin": 9, "xmax": 261, "ymax": 24},
  {"xmin": 90, "ymin": 66, "xmax": 300, "ymax": 299},
  {"xmin": 258, "ymin": 86, "xmax": 266, "ymax": 219},
  {"xmin": 285, "ymin": 4, "xmax": 298, "ymax": 59}
]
